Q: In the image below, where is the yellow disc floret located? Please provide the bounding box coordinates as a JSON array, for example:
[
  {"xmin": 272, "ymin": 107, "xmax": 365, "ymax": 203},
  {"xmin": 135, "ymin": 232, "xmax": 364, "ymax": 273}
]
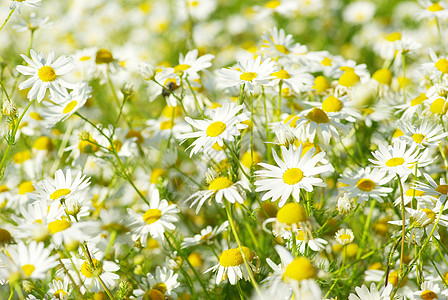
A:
[
  {"xmin": 50, "ymin": 188, "xmax": 71, "ymax": 200},
  {"xmin": 143, "ymin": 209, "xmax": 162, "ymax": 225},
  {"xmin": 385, "ymin": 157, "xmax": 405, "ymax": 167},
  {"xmin": 81, "ymin": 259, "xmax": 102, "ymax": 278},
  {"xmin": 38, "ymin": 66, "xmax": 57, "ymax": 82},
  {"xmin": 322, "ymin": 96, "xmax": 343, "ymax": 112},
  {"xmin": 240, "ymin": 72, "xmax": 257, "ymax": 81},
  {"xmin": 372, "ymin": 69, "xmax": 392, "ymax": 85},
  {"xmin": 283, "ymin": 257, "xmax": 316, "ymax": 281},
  {"xmin": 208, "ymin": 177, "xmax": 233, "ymax": 191},
  {"xmin": 206, "ymin": 121, "xmax": 226, "ymax": 137},
  {"xmin": 276, "ymin": 203, "xmax": 307, "ymax": 224},
  {"xmin": 356, "ymin": 178, "xmax": 375, "ymax": 192},
  {"xmin": 283, "ymin": 168, "xmax": 304, "ymax": 185},
  {"xmin": 306, "ymin": 108, "xmax": 329, "ymax": 123}
]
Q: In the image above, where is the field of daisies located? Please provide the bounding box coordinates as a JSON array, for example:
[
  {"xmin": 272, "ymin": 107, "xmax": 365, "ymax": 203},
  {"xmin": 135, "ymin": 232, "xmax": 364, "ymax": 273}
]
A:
[{"xmin": 2, "ymin": 0, "xmax": 448, "ymax": 299}]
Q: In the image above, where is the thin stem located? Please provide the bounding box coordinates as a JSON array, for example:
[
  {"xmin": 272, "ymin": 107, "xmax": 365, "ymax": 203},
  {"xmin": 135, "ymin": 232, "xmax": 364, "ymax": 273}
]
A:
[
  {"xmin": 224, "ymin": 202, "xmax": 261, "ymax": 294},
  {"xmin": 185, "ymin": 77, "xmax": 204, "ymax": 117},
  {"xmin": 262, "ymin": 86, "xmax": 271, "ymax": 163},
  {"xmin": 0, "ymin": 8, "xmax": 15, "ymax": 32},
  {"xmin": 396, "ymin": 174, "xmax": 406, "ymax": 274},
  {"xmin": 277, "ymin": 80, "xmax": 283, "ymax": 121},
  {"xmin": 402, "ymin": 54, "xmax": 406, "ymax": 104}
]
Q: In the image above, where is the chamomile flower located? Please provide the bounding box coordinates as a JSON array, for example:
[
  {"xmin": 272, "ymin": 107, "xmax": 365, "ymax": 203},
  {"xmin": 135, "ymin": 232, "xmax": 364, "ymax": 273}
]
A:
[
  {"xmin": 181, "ymin": 221, "xmax": 229, "ymax": 248},
  {"xmin": 255, "ymin": 145, "xmax": 333, "ymax": 207},
  {"xmin": 339, "ymin": 167, "xmax": 393, "ymax": 203},
  {"xmin": 17, "ymin": 50, "xmax": 75, "ymax": 102},
  {"xmin": 205, "ymin": 246, "xmax": 256, "ymax": 285},
  {"xmin": 0, "ymin": 241, "xmax": 57, "ymax": 281},
  {"xmin": 261, "ymin": 27, "xmax": 307, "ymax": 58},
  {"xmin": 180, "ymin": 101, "xmax": 249, "ymax": 157},
  {"xmin": 369, "ymin": 140, "xmax": 422, "ymax": 180},
  {"xmin": 413, "ymin": 281, "xmax": 448, "ymax": 299},
  {"xmin": 263, "ymin": 202, "xmax": 308, "ymax": 237},
  {"xmin": 172, "ymin": 49, "xmax": 214, "ymax": 78},
  {"xmin": 47, "ymin": 278, "xmax": 71, "ymax": 300},
  {"xmin": 397, "ymin": 119, "xmax": 448, "ymax": 149},
  {"xmin": 348, "ymin": 282, "xmax": 393, "ymax": 300},
  {"xmin": 217, "ymin": 56, "xmax": 277, "ymax": 91},
  {"xmin": 28, "ymin": 169, "xmax": 91, "ymax": 203},
  {"xmin": 335, "ymin": 228, "xmax": 354, "ymax": 245},
  {"xmin": 134, "ymin": 267, "xmax": 180, "ymax": 299},
  {"xmin": 416, "ymin": 0, "xmax": 448, "ymax": 20},
  {"xmin": 41, "ymin": 82, "xmax": 92, "ymax": 127},
  {"xmin": 270, "ymin": 67, "xmax": 314, "ymax": 94},
  {"xmin": 414, "ymin": 173, "xmax": 448, "ymax": 204},
  {"xmin": 127, "ymin": 185, "xmax": 179, "ymax": 243},
  {"xmin": 185, "ymin": 169, "xmax": 248, "ymax": 213}
]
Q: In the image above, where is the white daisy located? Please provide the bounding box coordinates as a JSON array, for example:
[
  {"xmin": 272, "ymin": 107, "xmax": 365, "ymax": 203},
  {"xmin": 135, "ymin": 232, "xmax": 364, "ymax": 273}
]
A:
[
  {"xmin": 0, "ymin": 241, "xmax": 57, "ymax": 281},
  {"xmin": 255, "ymin": 145, "xmax": 333, "ymax": 207},
  {"xmin": 269, "ymin": 67, "xmax": 314, "ymax": 94},
  {"xmin": 204, "ymin": 246, "xmax": 256, "ymax": 285},
  {"xmin": 397, "ymin": 119, "xmax": 448, "ymax": 149},
  {"xmin": 261, "ymin": 27, "xmax": 307, "ymax": 58},
  {"xmin": 172, "ymin": 49, "xmax": 214, "ymax": 78},
  {"xmin": 10, "ymin": 0, "xmax": 41, "ymax": 12},
  {"xmin": 185, "ymin": 169, "xmax": 248, "ymax": 213},
  {"xmin": 335, "ymin": 228, "xmax": 354, "ymax": 245},
  {"xmin": 181, "ymin": 221, "xmax": 229, "ymax": 248},
  {"xmin": 134, "ymin": 266, "xmax": 180, "ymax": 299},
  {"xmin": 17, "ymin": 50, "xmax": 75, "ymax": 102},
  {"xmin": 217, "ymin": 56, "xmax": 277, "ymax": 91},
  {"xmin": 127, "ymin": 185, "xmax": 179, "ymax": 243},
  {"xmin": 348, "ymin": 282, "xmax": 393, "ymax": 300},
  {"xmin": 413, "ymin": 281, "xmax": 448, "ymax": 299},
  {"xmin": 414, "ymin": 173, "xmax": 448, "ymax": 204},
  {"xmin": 369, "ymin": 140, "xmax": 423, "ymax": 180},
  {"xmin": 179, "ymin": 101, "xmax": 249, "ymax": 157},
  {"xmin": 47, "ymin": 278, "xmax": 71, "ymax": 300},
  {"xmin": 41, "ymin": 82, "xmax": 92, "ymax": 127},
  {"xmin": 339, "ymin": 167, "xmax": 393, "ymax": 203}
]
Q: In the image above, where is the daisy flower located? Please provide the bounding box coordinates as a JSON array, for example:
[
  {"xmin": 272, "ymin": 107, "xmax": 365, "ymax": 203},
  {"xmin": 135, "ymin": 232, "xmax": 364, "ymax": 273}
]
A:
[
  {"xmin": 339, "ymin": 167, "xmax": 393, "ymax": 203},
  {"xmin": 255, "ymin": 145, "xmax": 333, "ymax": 207},
  {"xmin": 28, "ymin": 169, "xmax": 91, "ymax": 203},
  {"xmin": 369, "ymin": 140, "xmax": 422, "ymax": 180},
  {"xmin": 134, "ymin": 266, "xmax": 180, "ymax": 299},
  {"xmin": 216, "ymin": 56, "xmax": 277, "ymax": 91},
  {"xmin": 0, "ymin": 241, "xmax": 57, "ymax": 281},
  {"xmin": 205, "ymin": 246, "xmax": 256, "ymax": 285},
  {"xmin": 261, "ymin": 27, "xmax": 307, "ymax": 58},
  {"xmin": 286, "ymin": 225, "xmax": 328, "ymax": 253},
  {"xmin": 127, "ymin": 185, "xmax": 179, "ymax": 243},
  {"xmin": 348, "ymin": 282, "xmax": 393, "ymax": 300},
  {"xmin": 181, "ymin": 221, "xmax": 229, "ymax": 248},
  {"xmin": 397, "ymin": 119, "xmax": 448, "ymax": 149},
  {"xmin": 414, "ymin": 173, "xmax": 448, "ymax": 204},
  {"xmin": 59, "ymin": 251, "xmax": 119, "ymax": 294},
  {"xmin": 269, "ymin": 67, "xmax": 314, "ymax": 94},
  {"xmin": 416, "ymin": 0, "xmax": 448, "ymax": 20},
  {"xmin": 17, "ymin": 50, "xmax": 75, "ymax": 102},
  {"xmin": 413, "ymin": 281, "xmax": 448, "ymax": 299},
  {"xmin": 41, "ymin": 82, "xmax": 92, "ymax": 127},
  {"xmin": 335, "ymin": 228, "xmax": 354, "ymax": 245},
  {"xmin": 172, "ymin": 49, "xmax": 214, "ymax": 78},
  {"xmin": 47, "ymin": 278, "xmax": 71, "ymax": 300},
  {"xmin": 337, "ymin": 193, "xmax": 356, "ymax": 214},
  {"xmin": 185, "ymin": 169, "xmax": 248, "ymax": 213},
  {"xmin": 179, "ymin": 101, "xmax": 249, "ymax": 157},
  {"xmin": 10, "ymin": 0, "xmax": 41, "ymax": 12},
  {"xmin": 263, "ymin": 202, "xmax": 308, "ymax": 237}
]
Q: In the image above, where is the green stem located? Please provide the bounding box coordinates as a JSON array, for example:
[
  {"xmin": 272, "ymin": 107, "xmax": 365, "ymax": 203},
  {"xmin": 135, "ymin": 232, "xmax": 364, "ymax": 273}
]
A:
[
  {"xmin": 277, "ymin": 80, "xmax": 283, "ymax": 121},
  {"xmin": 185, "ymin": 77, "xmax": 204, "ymax": 117},
  {"xmin": 397, "ymin": 174, "xmax": 406, "ymax": 274},
  {"xmin": 0, "ymin": 8, "xmax": 15, "ymax": 32}
]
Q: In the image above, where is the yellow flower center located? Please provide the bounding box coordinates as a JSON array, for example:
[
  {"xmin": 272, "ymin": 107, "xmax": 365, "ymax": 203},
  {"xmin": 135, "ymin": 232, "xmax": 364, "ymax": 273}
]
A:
[
  {"xmin": 78, "ymin": 137, "xmax": 100, "ymax": 154},
  {"xmin": 430, "ymin": 98, "xmax": 448, "ymax": 114},
  {"xmin": 54, "ymin": 289, "xmax": 68, "ymax": 299},
  {"xmin": 321, "ymin": 57, "xmax": 332, "ymax": 66},
  {"xmin": 356, "ymin": 178, "xmax": 376, "ymax": 192},
  {"xmin": 428, "ymin": 2, "xmax": 443, "ymax": 11},
  {"xmin": 271, "ymin": 69, "xmax": 291, "ymax": 79},
  {"xmin": 79, "ymin": 56, "xmax": 91, "ymax": 61},
  {"xmin": 81, "ymin": 259, "xmax": 102, "ymax": 278},
  {"xmin": 206, "ymin": 121, "xmax": 226, "ymax": 137},
  {"xmin": 275, "ymin": 45, "xmax": 290, "ymax": 54},
  {"xmin": 276, "ymin": 203, "xmax": 307, "ymax": 224},
  {"xmin": 241, "ymin": 151, "xmax": 262, "ymax": 168},
  {"xmin": 435, "ymin": 58, "xmax": 448, "ymax": 73},
  {"xmin": 159, "ymin": 120, "xmax": 174, "ymax": 130},
  {"xmin": 322, "ymin": 96, "xmax": 343, "ymax": 112},
  {"xmin": 436, "ymin": 184, "xmax": 448, "ymax": 195},
  {"xmin": 385, "ymin": 157, "xmax": 405, "ymax": 167},
  {"xmin": 284, "ymin": 257, "xmax": 316, "ymax": 281},
  {"xmin": 125, "ymin": 130, "xmax": 144, "ymax": 144},
  {"xmin": 150, "ymin": 168, "xmax": 166, "ymax": 184},
  {"xmin": 48, "ymin": 219, "xmax": 71, "ymax": 234},
  {"xmin": 443, "ymin": 271, "xmax": 448, "ymax": 285},
  {"xmin": 0, "ymin": 229, "xmax": 12, "ymax": 243},
  {"xmin": 143, "ymin": 209, "xmax": 162, "ymax": 225},
  {"xmin": 305, "ymin": 107, "xmax": 329, "ymax": 123},
  {"xmin": 30, "ymin": 112, "xmax": 43, "ymax": 120},
  {"xmin": 265, "ymin": 0, "xmax": 281, "ymax": 8},
  {"xmin": 411, "ymin": 133, "xmax": 425, "ymax": 144},
  {"xmin": 421, "ymin": 208, "xmax": 436, "ymax": 223},
  {"xmin": 240, "ymin": 72, "xmax": 257, "ymax": 81},
  {"xmin": 0, "ymin": 185, "xmax": 9, "ymax": 193},
  {"xmin": 313, "ymin": 76, "xmax": 330, "ymax": 93},
  {"xmin": 386, "ymin": 32, "xmax": 402, "ymax": 42},
  {"xmin": 405, "ymin": 189, "xmax": 425, "ymax": 197},
  {"xmin": 38, "ymin": 66, "xmax": 57, "ymax": 82},
  {"xmin": 339, "ymin": 70, "xmax": 360, "ymax": 87},
  {"xmin": 421, "ymin": 290, "xmax": 438, "ymax": 299},
  {"xmin": 388, "ymin": 270, "xmax": 407, "ymax": 287},
  {"xmin": 95, "ymin": 49, "xmax": 114, "ymax": 64},
  {"xmin": 50, "ymin": 188, "xmax": 71, "ymax": 200},
  {"xmin": 152, "ymin": 283, "xmax": 168, "ymax": 294},
  {"xmin": 410, "ymin": 93, "xmax": 427, "ymax": 106},
  {"xmin": 33, "ymin": 136, "xmax": 53, "ymax": 151},
  {"xmin": 18, "ymin": 181, "xmax": 35, "ymax": 195},
  {"xmin": 174, "ymin": 64, "xmax": 190, "ymax": 73},
  {"xmin": 13, "ymin": 150, "xmax": 31, "ymax": 164},
  {"xmin": 63, "ymin": 101, "xmax": 78, "ymax": 114},
  {"xmin": 372, "ymin": 69, "xmax": 392, "ymax": 85},
  {"xmin": 208, "ymin": 177, "xmax": 233, "ymax": 190},
  {"xmin": 368, "ymin": 262, "xmax": 383, "ymax": 270},
  {"xmin": 187, "ymin": 0, "xmax": 199, "ymax": 7},
  {"xmin": 339, "ymin": 234, "xmax": 352, "ymax": 244},
  {"xmin": 219, "ymin": 247, "xmax": 253, "ymax": 267},
  {"xmin": 282, "ymin": 168, "xmax": 304, "ymax": 185},
  {"xmin": 21, "ymin": 264, "xmax": 35, "ymax": 277},
  {"xmin": 143, "ymin": 289, "xmax": 164, "ymax": 300}
]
